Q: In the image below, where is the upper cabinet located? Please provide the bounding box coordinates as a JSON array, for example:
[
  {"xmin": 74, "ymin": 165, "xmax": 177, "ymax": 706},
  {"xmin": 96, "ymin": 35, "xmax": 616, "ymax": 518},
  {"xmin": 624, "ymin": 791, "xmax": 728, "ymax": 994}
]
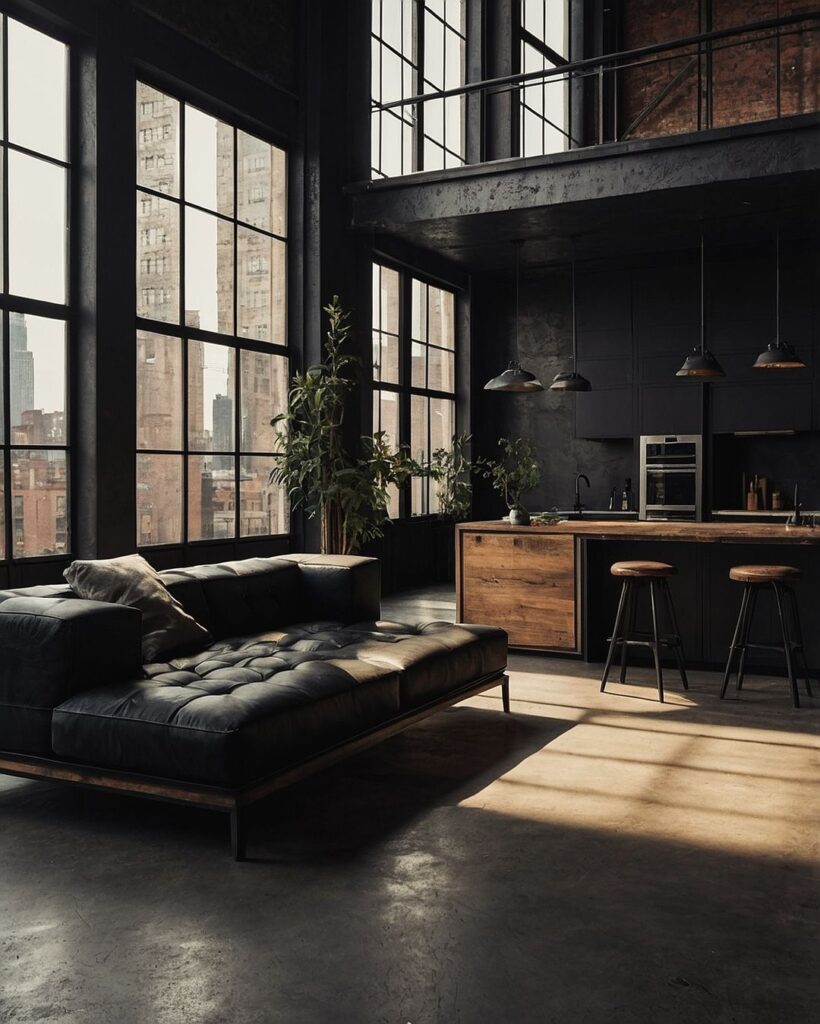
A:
[{"xmin": 574, "ymin": 269, "xmax": 634, "ymax": 439}]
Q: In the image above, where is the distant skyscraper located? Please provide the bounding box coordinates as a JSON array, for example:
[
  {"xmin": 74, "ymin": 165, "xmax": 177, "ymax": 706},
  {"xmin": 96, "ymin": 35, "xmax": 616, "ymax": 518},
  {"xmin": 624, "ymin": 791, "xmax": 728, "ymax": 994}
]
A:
[
  {"xmin": 212, "ymin": 393, "xmax": 233, "ymax": 472},
  {"xmin": 9, "ymin": 312, "xmax": 34, "ymax": 432}
]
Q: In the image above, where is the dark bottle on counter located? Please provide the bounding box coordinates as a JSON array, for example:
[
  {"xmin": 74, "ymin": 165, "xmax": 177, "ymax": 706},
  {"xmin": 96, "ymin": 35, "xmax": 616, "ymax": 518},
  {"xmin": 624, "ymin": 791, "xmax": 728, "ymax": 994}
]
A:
[{"xmin": 621, "ymin": 478, "xmax": 632, "ymax": 512}]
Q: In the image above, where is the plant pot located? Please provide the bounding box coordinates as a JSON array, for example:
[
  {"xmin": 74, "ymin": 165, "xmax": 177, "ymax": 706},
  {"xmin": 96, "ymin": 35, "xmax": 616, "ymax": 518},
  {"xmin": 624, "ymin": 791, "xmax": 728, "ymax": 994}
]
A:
[{"xmin": 509, "ymin": 507, "xmax": 531, "ymax": 526}]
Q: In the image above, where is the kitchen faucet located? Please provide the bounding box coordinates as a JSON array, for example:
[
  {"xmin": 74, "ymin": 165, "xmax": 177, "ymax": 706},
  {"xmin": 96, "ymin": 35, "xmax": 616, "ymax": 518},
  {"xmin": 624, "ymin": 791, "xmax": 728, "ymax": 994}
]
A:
[{"xmin": 574, "ymin": 473, "xmax": 590, "ymax": 515}]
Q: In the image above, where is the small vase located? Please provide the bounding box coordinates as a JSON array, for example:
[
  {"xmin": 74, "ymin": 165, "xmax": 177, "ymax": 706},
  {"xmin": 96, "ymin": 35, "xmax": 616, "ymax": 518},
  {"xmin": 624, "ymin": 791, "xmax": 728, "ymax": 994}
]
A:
[{"xmin": 509, "ymin": 507, "xmax": 531, "ymax": 526}]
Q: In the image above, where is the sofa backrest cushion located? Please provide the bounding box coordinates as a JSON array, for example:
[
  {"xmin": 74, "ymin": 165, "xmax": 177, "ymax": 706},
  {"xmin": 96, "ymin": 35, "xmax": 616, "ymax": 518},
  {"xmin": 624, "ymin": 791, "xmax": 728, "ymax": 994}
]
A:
[
  {"xmin": 65, "ymin": 553, "xmax": 211, "ymax": 661},
  {"xmin": 159, "ymin": 557, "xmax": 304, "ymax": 639}
]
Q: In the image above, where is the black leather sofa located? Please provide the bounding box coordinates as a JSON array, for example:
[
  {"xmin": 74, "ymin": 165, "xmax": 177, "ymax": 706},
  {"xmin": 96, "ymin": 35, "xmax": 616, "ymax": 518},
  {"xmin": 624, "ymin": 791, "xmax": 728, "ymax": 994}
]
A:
[{"xmin": 0, "ymin": 553, "xmax": 508, "ymax": 857}]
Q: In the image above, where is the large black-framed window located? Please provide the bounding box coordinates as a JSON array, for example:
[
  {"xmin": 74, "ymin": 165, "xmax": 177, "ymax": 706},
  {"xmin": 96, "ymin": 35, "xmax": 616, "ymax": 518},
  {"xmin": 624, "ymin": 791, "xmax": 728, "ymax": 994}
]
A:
[
  {"xmin": 135, "ymin": 80, "xmax": 290, "ymax": 548},
  {"xmin": 1, "ymin": 13, "xmax": 71, "ymax": 562},
  {"xmin": 372, "ymin": 261, "xmax": 456, "ymax": 517},
  {"xmin": 519, "ymin": 0, "xmax": 569, "ymax": 157},
  {"xmin": 370, "ymin": 0, "xmax": 466, "ymax": 178}
]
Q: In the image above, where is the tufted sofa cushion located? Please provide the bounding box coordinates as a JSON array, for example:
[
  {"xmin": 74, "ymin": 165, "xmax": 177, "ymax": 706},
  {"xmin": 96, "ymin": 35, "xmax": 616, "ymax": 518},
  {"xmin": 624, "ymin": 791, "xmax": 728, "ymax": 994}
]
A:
[{"xmin": 51, "ymin": 618, "xmax": 507, "ymax": 786}]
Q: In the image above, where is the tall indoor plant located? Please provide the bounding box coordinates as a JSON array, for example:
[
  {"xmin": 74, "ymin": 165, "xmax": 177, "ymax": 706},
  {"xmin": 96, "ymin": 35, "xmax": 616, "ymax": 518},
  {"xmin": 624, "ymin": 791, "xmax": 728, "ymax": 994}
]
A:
[{"xmin": 270, "ymin": 297, "xmax": 415, "ymax": 554}]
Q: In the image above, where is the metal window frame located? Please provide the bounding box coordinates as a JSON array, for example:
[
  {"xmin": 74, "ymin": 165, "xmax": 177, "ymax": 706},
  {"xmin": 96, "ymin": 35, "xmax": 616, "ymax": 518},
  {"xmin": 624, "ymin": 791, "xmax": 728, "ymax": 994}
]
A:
[
  {"xmin": 371, "ymin": 0, "xmax": 467, "ymax": 178},
  {"xmin": 518, "ymin": 0, "xmax": 572, "ymax": 158},
  {"xmin": 135, "ymin": 77, "xmax": 291, "ymax": 552},
  {"xmin": 0, "ymin": 11, "xmax": 73, "ymax": 567},
  {"xmin": 372, "ymin": 258, "xmax": 457, "ymax": 520}
]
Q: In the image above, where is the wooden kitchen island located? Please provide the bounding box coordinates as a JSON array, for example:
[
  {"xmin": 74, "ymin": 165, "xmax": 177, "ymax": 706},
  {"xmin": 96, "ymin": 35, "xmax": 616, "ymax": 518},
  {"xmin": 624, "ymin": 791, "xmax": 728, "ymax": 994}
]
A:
[{"xmin": 456, "ymin": 519, "xmax": 820, "ymax": 666}]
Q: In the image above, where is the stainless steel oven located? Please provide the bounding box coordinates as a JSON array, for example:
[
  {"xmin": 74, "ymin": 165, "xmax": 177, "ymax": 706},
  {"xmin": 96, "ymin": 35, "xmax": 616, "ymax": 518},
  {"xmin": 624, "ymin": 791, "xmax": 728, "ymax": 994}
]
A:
[{"xmin": 639, "ymin": 434, "xmax": 702, "ymax": 521}]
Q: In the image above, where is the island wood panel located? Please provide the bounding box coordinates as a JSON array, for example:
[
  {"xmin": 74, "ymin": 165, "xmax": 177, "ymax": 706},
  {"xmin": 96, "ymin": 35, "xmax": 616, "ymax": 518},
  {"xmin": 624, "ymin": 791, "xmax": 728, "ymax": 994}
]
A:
[{"xmin": 459, "ymin": 531, "xmax": 577, "ymax": 650}]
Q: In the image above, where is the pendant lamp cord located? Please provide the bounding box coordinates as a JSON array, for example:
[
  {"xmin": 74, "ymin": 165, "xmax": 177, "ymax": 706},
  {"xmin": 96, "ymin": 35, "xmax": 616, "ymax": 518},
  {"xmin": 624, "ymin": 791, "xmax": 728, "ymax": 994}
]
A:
[
  {"xmin": 571, "ymin": 260, "xmax": 577, "ymax": 372},
  {"xmin": 775, "ymin": 228, "xmax": 781, "ymax": 346},
  {"xmin": 700, "ymin": 234, "xmax": 706, "ymax": 356},
  {"xmin": 515, "ymin": 241, "xmax": 520, "ymax": 363}
]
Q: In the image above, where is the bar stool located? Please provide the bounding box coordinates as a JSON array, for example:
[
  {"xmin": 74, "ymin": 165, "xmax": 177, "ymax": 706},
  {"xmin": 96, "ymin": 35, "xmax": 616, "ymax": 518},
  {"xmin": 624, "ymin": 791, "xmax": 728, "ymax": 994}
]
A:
[
  {"xmin": 721, "ymin": 565, "xmax": 813, "ymax": 709},
  {"xmin": 600, "ymin": 561, "xmax": 688, "ymax": 703}
]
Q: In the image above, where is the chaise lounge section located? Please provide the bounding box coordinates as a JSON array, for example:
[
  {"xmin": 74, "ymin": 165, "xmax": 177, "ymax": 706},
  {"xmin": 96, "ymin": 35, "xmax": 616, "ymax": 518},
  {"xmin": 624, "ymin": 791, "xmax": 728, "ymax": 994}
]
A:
[{"xmin": 0, "ymin": 554, "xmax": 508, "ymax": 858}]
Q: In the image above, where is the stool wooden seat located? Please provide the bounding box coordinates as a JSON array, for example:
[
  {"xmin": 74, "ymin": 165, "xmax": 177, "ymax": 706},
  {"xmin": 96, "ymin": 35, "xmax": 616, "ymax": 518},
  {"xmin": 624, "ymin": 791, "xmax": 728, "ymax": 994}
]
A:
[
  {"xmin": 601, "ymin": 562, "xmax": 687, "ymax": 703},
  {"xmin": 729, "ymin": 565, "xmax": 801, "ymax": 584},
  {"xmin": 722, "ymin": 564, "xmax": 812, "ymax": 708},
  {"xmin": 611, "ymin": 561, "xmax": 676, "ymax": 578}
]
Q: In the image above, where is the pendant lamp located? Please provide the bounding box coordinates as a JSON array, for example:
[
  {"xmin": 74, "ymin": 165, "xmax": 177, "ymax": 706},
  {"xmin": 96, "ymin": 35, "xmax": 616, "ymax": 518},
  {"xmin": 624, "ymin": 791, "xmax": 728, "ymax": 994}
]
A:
[
  {"xmin": 484, "ymin": 242, "xmax": 543, "ymax": 393},
  {"xmin": 676, "ymin": 236, "xmax": 725, "ymax": 379},
  {"xmin": 753, "ymin": 229, "xmax": 806, "ymax": 370},
  {"xmin": 550, "ymin": 260, "xmax": 591, "ymax": 392}
]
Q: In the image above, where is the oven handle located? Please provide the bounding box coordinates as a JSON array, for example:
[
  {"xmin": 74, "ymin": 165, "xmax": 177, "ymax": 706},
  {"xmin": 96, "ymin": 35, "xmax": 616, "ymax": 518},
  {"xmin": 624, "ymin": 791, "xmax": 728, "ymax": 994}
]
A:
[{"xmin": 645, "ymin": 466, "xmax": 697, "ymax": 474}]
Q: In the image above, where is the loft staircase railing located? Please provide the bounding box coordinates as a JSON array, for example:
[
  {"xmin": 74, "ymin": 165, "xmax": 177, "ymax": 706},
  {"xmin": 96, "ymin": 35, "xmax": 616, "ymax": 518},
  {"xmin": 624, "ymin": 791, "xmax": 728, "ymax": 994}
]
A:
[{"xmin": 371, "ymin": 10, "xmax": 820, "ymax": 161}]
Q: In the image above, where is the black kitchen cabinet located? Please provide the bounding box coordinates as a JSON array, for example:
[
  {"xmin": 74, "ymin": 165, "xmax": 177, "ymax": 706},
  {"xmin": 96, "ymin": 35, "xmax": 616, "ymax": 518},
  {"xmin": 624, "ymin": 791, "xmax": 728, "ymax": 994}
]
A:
[
  {"xmin": 710, "ymin": 381, "xmax": 813, "ymax": 434},
  {"xmin": 575, "ymin": 387, "xmax": 633, "ymax": 439},
  {"xmin": 640, "ymin": 384, "xmax": 702, "ymax": 435}
]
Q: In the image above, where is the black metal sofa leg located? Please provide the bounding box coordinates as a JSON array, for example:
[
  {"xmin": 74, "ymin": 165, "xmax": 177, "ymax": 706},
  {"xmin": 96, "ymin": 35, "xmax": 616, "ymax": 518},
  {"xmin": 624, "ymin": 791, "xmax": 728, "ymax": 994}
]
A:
[
  {"xmin": 501, "ymin": 676, "xmax": 511, "ymax": 713},
  {"xmin": 231, "ymin": 806, "xmax": 247, "ymax": 861}
]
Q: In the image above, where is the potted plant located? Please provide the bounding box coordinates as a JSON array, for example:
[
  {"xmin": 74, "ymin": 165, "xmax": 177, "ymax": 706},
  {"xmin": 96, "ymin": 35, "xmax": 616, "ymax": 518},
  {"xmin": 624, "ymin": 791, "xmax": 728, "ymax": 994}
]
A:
[
  {"xmin": 475, "ymin": 437, "xmax": 541, "ymax": 526},
  {"xmin": 270, "ymin": 297, "xmax": 416, "ymax": 555}
]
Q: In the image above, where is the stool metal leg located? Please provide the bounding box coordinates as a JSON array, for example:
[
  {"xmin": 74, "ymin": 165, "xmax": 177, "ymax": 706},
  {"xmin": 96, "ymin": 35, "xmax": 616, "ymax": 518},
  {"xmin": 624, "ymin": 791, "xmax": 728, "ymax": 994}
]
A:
[
  {"xmin": 661, "ymin": 578, "xmax": 688, "ymax": 691},
  {"xmin": 773, "ymin": 583, "xmax": 800, "ymax": 709},
  {"xmin": 649, "ymin": 580, "xmax": 664, "ymax": 703},
  {"xmin": 782, "ymin": 585, "xmax": 810, "ymax": 696},
  {"xmin": 620, "ymin": 583, "xmax": 638, "ymax": 684},
  {"xmin": 601, "ymin": 580, "xmax": 629, "ymax": 693},
  {"xmin": 736, "ymin": 585, "xmax": 759, "ymax": 691},
  {"xmin": 721, "ymin": 584, "xmax": 751, "ymax": 699}
]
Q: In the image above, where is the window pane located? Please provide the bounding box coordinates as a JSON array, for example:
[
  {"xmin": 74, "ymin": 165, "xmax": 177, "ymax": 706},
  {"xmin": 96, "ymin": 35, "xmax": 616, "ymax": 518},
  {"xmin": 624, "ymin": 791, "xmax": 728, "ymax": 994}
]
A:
[
  {"xmin": 411, "ymin": 280, "xmax": 427, "ymax": 341},
  {"xmin": 137, "ymin": 331, "xmax": 182, "ymax": 450},
  {"xmin": 378, "ymin": 265, "xmax": 400, "ymax": 334},
  {"xmin": 240, "ymin": 456, "xmax": 288, "ymax": 536},
  {"xmin": 8, "ymin": 151, "xmax": 66, "ymax": 303},
  {"xmin": 137, "ymin": 453, "xmax": 182, "ymax": 545},
  {"xmin": 188, "ymin": 341, "xmax": 234, "ymax": 451},
  {"xmin": 137, "ymin": 83, "xmax": 180, "ymax": 196},
  {"xmin": 411, "ymin": 341, "xmax": 426, "ymax": 388},
  {"xmin": 185, "ymin": 208, "xmax": 234, "ymax": 334},
  {"xmin": 373, "ymin": 390, "xmax": 400, "ymax": 519},
  {"xmin": 373, "ymin": 331, "xmax": 400, "ymax": 384},
  {"xmin": 185, "ymin": 107, "xmax": 233, "ymax": 216},
  {"xmin": 428, "ymin": 287, "xmax": 455, "ymax": 349},
  {"xmin": 11, "ymin": 449, "xmax": 68, "ymax": 557},
  {"xmin": 237, "ymin": 131, "xmax": 287, "ymax": 236},
  {"xmin": 137, "ymin": 193, "xmax": 180, "ymax": 323},
  {"xmin": 411, "ymin": 393, "xmax": 429, "ymax": 514},
  {"xmin": 8, "ymin": 19, "xmax": 67, "ymax": 161},
  {"xmin": 428, "ymin": 346, "xmax": 454, "ymax": 392},
  {"xmin": 9, "ymin": 314, "xmax": 66, "ymax": 444},
  {"xmin": 429, "ymin": 396, "xmax": 454, "ymax": 452},
  {"xmin": 240, "ymin": 349, "xmax": 288, "ymax": 452},
  {"xmin": 189, "ymin": 455, "xmax": 235, "ymax": 540},
  {"xmin": 237, "ymin": 228, "xmax": 286, "ymax": 344}
]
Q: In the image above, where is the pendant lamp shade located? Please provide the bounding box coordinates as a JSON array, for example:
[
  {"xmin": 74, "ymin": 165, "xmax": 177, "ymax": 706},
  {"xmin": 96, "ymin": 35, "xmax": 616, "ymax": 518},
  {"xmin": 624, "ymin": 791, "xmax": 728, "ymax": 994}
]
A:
[
  {"xmin": 484, "ymin": 241, "xmax": 543, "ymax": 393},
  {"xmin": 549, "ymin": 260, "xmax": 591, "ymax": 392},
  {"xmin": 753, "ymin": 230, "xmax": 806, "ymax": 370},
  {"xmin": 676, "ymin": 236, "xmax": 725, "ymax": 379},
  {"xmin": 485, "ymin": 361, "xmax": 544, "ymax": 392}
]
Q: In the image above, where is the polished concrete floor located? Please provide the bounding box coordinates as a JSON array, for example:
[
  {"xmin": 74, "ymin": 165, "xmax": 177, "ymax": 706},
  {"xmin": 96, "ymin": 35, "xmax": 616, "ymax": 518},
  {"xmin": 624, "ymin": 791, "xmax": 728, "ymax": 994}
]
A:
[{"xmin": 1, "ymin": 587, "xmax": 819, "ymax": 1023}]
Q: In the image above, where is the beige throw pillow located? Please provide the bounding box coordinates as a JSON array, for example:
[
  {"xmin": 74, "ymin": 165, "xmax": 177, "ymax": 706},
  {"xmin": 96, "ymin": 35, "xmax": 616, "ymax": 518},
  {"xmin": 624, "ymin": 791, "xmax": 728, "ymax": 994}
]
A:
[{"xmin": 64, "ymin": 553, "xmax": 211, "ymax": 662}]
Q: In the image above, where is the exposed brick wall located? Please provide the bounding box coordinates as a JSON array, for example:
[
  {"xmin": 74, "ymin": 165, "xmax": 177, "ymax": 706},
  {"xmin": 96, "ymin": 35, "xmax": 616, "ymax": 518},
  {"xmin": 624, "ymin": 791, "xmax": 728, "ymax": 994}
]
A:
[{"xmin": 619, "ymin": 0, "xmax": 817, "ymax": 139}]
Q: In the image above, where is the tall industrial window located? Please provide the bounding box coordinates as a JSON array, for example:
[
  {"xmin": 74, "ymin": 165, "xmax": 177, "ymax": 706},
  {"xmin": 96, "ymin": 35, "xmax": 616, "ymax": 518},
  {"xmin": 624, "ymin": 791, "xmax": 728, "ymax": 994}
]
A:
[
  {"xmin": 372, "ymin": 263, "xmax": 456, "ymax": 516},
  {"xmin": 520, "ymin": 0, "xmax": 569, "ymax": 157},
  {"xmin": 135, "ymin": 82, "xmax": 289, "ymax": 547},
  {"xmin": 0, "ymin": 17, "xmax": 70, "ymax": 561},
  {"xmin": 371, "ymin": 0, "xmax": 466, "ymax": 178}
]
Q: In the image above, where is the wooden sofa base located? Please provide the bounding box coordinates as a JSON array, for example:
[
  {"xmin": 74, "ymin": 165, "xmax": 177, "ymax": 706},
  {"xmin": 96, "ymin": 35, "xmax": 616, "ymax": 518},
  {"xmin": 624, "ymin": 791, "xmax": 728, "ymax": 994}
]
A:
[{"xmin": 0, "ymin": 671, "xmax": 510, "ymax": 860}]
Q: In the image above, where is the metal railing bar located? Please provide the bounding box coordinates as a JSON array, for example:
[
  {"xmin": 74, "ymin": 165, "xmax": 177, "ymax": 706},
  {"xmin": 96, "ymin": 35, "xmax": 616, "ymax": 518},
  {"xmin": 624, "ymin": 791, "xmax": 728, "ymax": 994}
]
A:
[
  {"xmin": 620, "ymin": 55, "xmax": 699, "ymax": 140},
  {"xmin": 372, "ymin": 11, "xmax": 820, "ymax": 113}
]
